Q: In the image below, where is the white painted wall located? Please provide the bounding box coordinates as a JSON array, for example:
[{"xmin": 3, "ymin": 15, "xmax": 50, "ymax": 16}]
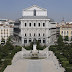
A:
[
  {"xmin": 22, "ymin": 6, "xmax": 47, "ymax": 16},
  {"xmin": 22, "ymin": 10, "xmax": 47, "ymax": 16},
  {"xmin": 18, "ymin": 5, "xmax": 56, "ymax": 46}
]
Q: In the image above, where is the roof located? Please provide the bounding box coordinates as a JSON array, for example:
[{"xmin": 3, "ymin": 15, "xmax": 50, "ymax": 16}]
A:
[
  {"xmin": 20, "ymin": 16, "xmax": 49, "ymax": 19},
  {"xmin": 61, "ymin": 24, "xmax": 72, "ymax": 28},
  {"xmin": 15, "ymin": 19, "xmax": 20, "ymax": 23},
  {"xmin": 23, "ymin": 5, "xmax": 47, "ymax": 11}
]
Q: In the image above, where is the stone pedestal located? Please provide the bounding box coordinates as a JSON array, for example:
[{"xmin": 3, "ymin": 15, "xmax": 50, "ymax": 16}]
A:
[{"xmin": 33, "ymin": 44, "xmax": 37, "ymax": 51}]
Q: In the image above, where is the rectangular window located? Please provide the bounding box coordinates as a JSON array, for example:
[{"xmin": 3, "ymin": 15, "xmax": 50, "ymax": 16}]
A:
[
  {"xmin": 34, "ymin": 33, "xmax": 35, "ymax": 36},
  {"xmin": 34, "ymin": 9, "xmax": 36, "ymax": 16},
  {"xmin": 7, "ymin": 35, "xmax": 8, "ymax": 37},
  {"xmin": 24, "ymin": 40, "xmax": 27, "ymax": 43},
  {"xmin": 67, "ymin": 31, "xmax": 68, "ymax": 35},
  {"xmin": 34, "ymin": 23, "xmax": 36, "ymax": 26},
  {"xmin": 43, "ymin": 40, "xmax": 46, "ymax": 43},
  {"xmin": 4, "ymin": 36, "xmax": 5, "ymax": 38},
  {"xmin": 1, "ymin": 30, "xmax": 2, "ymax": 34},
  {"xmin": 61, "ymin": 31, "xmax": 63, "ymax": 35},
  {"xmin": 25, "ymin": 23, "xmax": 26, "ymax": 27},
  {"xmin": 7, "ymin": 29, "xmax": 8, "ymax": 34}
]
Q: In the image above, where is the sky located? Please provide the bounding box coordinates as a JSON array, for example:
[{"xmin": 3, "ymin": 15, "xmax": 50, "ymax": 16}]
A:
[{"xmin": 0, "ymin": 0, "xmax": 72, "ymax": 22}]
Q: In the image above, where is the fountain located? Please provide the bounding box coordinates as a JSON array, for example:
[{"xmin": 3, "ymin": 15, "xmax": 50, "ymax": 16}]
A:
[
  {"xmin": 31, "ymin": 38, "xmax": 38, "ymax": 59},
  {"xmin": 20, "ymin": 38, "xmax": 47, "ymax": 59}
]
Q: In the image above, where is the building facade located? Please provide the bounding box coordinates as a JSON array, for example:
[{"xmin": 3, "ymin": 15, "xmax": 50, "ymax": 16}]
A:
[
  {"xmin": 60, "ymin": 23, "xmax": 72, "ymax": 41},
  {"xmin": 14, "ymin": 5, "xmax": 56, "ymax": 46},
  {"xmin": 0, "ymin": 19, "xmax": 14, "ymax": 44}
]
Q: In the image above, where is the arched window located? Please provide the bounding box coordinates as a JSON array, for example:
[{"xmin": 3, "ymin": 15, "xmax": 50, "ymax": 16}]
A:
[
  {"xmin": 43, "ymin": 23, "xmax": 45, "ymax": 27},
  {"xmin": 34, "ymin": 33, "xmax": 35, "ymax": 36},
  {"xmin": 24, "ymin": 38, "xmax": 27, "ymax": 43},
  {"xmin": 43, "ymin": 38, "xmax": 46, "ymax": 43},
  {"xmin": 38, "ymin": 23, "xmax": 40, "ymax": 27},
  {"xmin": 61, "ymin": 31, "xmax": 63, "ymax": 35},
  {"xmin": 43, "ymin": 33, "xmax": 45, "ymax": 36},
  {"xmin": 29, "ymin": 23, "xmax": 31, "ymax": 27},
  {"xmin": 25, "ymin": 33, "xmax": 26, "ymax": 36},
  {"xmin": 38, "ymin": 38, "xmax": 41, "ymax": 43},
  {"xmin": 29, "ymin": 38, "xmax": 31, "ymax": 43},
  {"xmin": 25, "ymin": 23, "xmax": 26, "ymax": 27},
  {"xmin": 34, "ymin": 9, "xmax": 36, "ymax": 16},
  {"xmin": 39, "ymin": 33, "xmax": 40, "ymax": 36},
  {"xmin": 30, "ymin": 33, "xmax": 31, "ymax": 36}
]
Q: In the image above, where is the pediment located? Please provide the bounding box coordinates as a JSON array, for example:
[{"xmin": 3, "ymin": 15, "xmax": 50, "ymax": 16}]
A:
[{"xmin": 23, "ymin": 5, "xmax": 47, "ymax": 11}]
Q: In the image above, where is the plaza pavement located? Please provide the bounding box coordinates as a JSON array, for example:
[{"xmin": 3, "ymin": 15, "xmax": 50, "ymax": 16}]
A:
[
  {"xmin": 4, "ymin": 44, "xmax": 65, "ymax": 72},
  {"xmin": 4, "ymin": 51, "xmax": 65, "ymax": 72}
]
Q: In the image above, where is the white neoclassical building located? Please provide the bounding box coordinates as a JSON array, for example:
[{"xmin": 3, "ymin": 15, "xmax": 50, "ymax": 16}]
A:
[{"xmin": 14, "ymin": 5, "xmax": 56, "ymax": 46}]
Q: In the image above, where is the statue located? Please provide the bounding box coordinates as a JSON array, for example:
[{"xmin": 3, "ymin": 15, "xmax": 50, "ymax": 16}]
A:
[{"xmin": 33, "ymin": 38, "xmax": 36, "ymax": 44}]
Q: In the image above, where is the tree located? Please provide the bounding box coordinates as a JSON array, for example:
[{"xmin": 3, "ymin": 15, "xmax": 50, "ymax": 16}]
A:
[
  {"xmin": 6, "ymin": 36, "xmax": 12, "ymax": 43},
  {"xmin": 64, "ymin": 36, "xmax": 69, "ymax": 41},
  {"xmin": 57, "ymin": 35, "xmax": 64, "ymax": 46},
  {"xmin": 1, "ymin": 38, "xmax": 5, "ymax": 45}
]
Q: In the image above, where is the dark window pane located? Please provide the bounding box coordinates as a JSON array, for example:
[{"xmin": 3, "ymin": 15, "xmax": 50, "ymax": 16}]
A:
[
  {"xmin": 34, "ymin": 9, "xmax": 36, "ymax": 16},
  {"xmin": 30, "ymin": 33, "xmax": 31, "ymax": 36},
  {"xmin": 43, "ymin": 33, "xmax": 45, "ymax": 36},
  {"xmin": 39, "ymin": 33, "xmax": 40, "ymax": 36},
  {"xmin": 38, "ymin": 23, "xmax": 40, "ymax": 26},
  {"xmin": 34, "ymin": 33, "xmax": 35, "ymax": 36},
  {"xmin": 43, "ymin": 23, "xmax": 45, "ymax": 26},
  {"xmin": 29, "ymin": 23, "xmax": 31, "ymax": 26},
  {"xmin": 29, "ymin": 40, "xmax": 31, "ymax": 43},
  {"xmin": 43, "ymin": 40, "xmax": 46, "ymax": 43},
  {"xmin": 25, "ymin": 33, "xmax": 26, "ymax": 36},
  {"xmin": 38, "ymin": 40, "xmax": 41, "ymax": 43},
  {"xmin": 34, "ymin": 23, "xmax": 36, "ymax": 26},
  {"xmin": 25, "ymin": 23, "xmax": 26, "ymax": 26},
  {"xmin": 24, "ymin": 40, "xmax": 27, "ymax": 43}
]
